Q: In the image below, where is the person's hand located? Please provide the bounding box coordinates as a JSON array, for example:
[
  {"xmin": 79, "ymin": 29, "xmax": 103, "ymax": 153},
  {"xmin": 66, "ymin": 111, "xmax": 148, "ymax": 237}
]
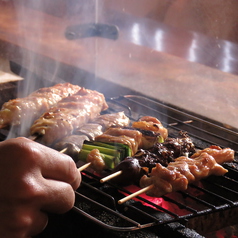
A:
[{"xmin": 0, "ymin": 137, "xmax": 81, "ymax": 238}]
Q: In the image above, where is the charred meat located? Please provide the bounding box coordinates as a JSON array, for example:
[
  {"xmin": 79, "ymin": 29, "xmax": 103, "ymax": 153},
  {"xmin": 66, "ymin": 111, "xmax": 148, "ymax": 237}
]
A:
[
  {"xmin": 53, "ymin": 112, "xmax": 130, "ymax": 159},
  {"xmin": 93, "ymin": 111, "xmax": 130, "ymax": 130},
  {"xmin": 75, "ymin": 112, "xmax": 130, "ymax": 140},
  {"xmin": 191, "ymin": 145, "xmax": 235, "ymax": 163},
  {"xmin": 30, "ymin": 88, "xmax": 108, "ymax": 146},
  {"xmin": 131, "ymin": 131, "xmax": 196, "ymax": 170},
  {"xmin": 0, "ymin": 83, "xmax": 81, "ymax": 129},
  {"xmin": 132, "ymin": 116, "xmax": 168, "ymax": 140},
  {"xmin": 140, "ymin": 151, "xmax": 230, "ymax": 197}
]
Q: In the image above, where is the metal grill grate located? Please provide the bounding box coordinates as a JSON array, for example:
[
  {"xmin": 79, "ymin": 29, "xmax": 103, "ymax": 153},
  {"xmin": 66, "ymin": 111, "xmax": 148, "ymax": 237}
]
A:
[{"xmin": 72, "ymin": 95, "xmax": 238, "ymax": 236}]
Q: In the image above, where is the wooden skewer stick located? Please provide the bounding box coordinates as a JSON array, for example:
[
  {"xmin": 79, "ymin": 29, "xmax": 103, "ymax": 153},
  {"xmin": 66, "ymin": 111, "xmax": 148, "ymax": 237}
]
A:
[
  {"xmin": 29, "ymin": 136, "xmax": 91, "ymax": 172},
  {"xmin": 59, "ymin": 147, "xmax": 91, "ymax": 172},
  {"xmin": 59, "ymin": 147, "xmax": 68, "ymax": 154},
  {"xmin": 28, "ymin": 134, "xmax": 39, "ymax": 141},
  {"xmin": 118, "ymin": 184, "xmax": 154, "ymax": 205},
  {"xmin": 100, "ymin": 170, "xmax": 122, "ymax": 183},
  {"xmin": 77, "ymin": 162, "xmax": 92, "ymax": 172}
]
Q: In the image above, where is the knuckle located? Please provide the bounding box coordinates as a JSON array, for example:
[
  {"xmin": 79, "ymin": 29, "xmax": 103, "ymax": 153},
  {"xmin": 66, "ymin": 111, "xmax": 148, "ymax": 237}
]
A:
[{"xmin": 15, "ymin": 176, "xmax": 44, "ymax": 202}]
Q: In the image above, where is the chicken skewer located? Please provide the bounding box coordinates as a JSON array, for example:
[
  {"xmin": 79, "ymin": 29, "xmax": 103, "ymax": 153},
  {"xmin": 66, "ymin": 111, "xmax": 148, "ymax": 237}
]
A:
[
  {"xmin": 28, "ymin": 112, "xmax": 130, "ymax": 173},
  {"xmin": 132, "ymin": 116, "xmax": 168, "ymax": 142},
  {"xmin": 60, "ymin": 116, "xmax": 165, "ymax": 173},
  {"xmin": 118, "ymin": 146, "xmax": 234, "ymax": 204},
  {"xmin": 53, "ymin": 112, "xmax": 130, "ymax": 152},
  {"xmin": 0, "ymin": 83, "xmax": 81, "ymax": 130},
  {"xmin": 100, "ymin": 131, "xmax": 196, "ymax": 184},
  {"xmin": 30, "ymin": 88, "xmax": 108, "ymax": 146},
  {"xmin": 94, "ymin": 116, "xmax": 167, "ymax": 160},
  {"xmin": 53, "ymin": 112, "xmax": 131, "ymax": 164}
]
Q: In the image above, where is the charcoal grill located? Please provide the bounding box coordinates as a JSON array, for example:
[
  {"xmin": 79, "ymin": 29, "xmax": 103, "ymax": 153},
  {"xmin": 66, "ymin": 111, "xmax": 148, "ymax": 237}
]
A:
[
  {"xmin": 1, "ymin": 86, "xmax": 237, "ymax": 238},
  {"xmin": 1, "ymin": 1, "xmax": 238, "ymax": 237},
  {"xmin": 32, "ymin": 94, "xmax": 238, "ymax": 238}
]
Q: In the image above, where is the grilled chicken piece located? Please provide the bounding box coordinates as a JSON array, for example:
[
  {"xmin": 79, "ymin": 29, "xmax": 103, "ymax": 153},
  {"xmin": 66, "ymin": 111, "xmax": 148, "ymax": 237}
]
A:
[
  {"xmin": 53, "ymin": 112, "xmax": 130, "ymax": 159},
  {"xmin": 93, "ymin": 111, "xmax": 130, "ymax": 130},
  {"xmin": 75, "ymin": 123, "xmax": 103, "ymax": 140},
  {"xmin": 54, "ymin": 134, "xmax": 89, "ymax": 149},
  {"xmin": 74, "ymin": 111, "xmax": 130, "ymax": 141},
  {"xmin": 30, "ymin": 88, "xmax": 108, "ymax": 146},
  {"xmin": 0, "ymin": 83, "xmax": 80, "ymax": 129},
  {"xmin": 95, "ymin": 127, "xmax": 143, "ymax": 155},
  {"xmin": 191, "ymin": 145, "xmax": 235, "ymax": 164},
  {"xmin": 132, "ymin": 116, "xmax": 168, "ymax": 140},
  {"xmin": 95, "ymin": 134, "xmax": 139, "ymax": 156},
  {"xmin": 94, "ymin": 121, "xmax": 165, "ymax": 156},
  {"xmin": 86, "ymin": 149, "xmax": 106, "ymax": 172},
  {"xmin": 120, "ymin": 126, "xmax": 163, "ymax": 149},
  {"xmin": 140, "ymin": 152, "xmax": 228, "ymax": 197}
]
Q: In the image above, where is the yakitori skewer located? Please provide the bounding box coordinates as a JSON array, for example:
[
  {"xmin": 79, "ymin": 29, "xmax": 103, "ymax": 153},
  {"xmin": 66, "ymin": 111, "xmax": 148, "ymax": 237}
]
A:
[
  {"xmin": 100, "ymin": 133, "xmax": 196, "ymax": 185},
  {"xmin": 77, "ymin": 162, "xmax": 92, "ymax": 172},
  {"xmin": 100, "ymin": 170, "xmax": 122, "ymax": 183},
  {"xmin": 30, "ymin": 87, "xmax": 108, "ymax": 146},
  {"xmin": 51, "ymin": 112, "xmax": 132, "ymax": 173},
  {"xmin": 118, "ymin": 185, "xmax": 154, "ymax": 205},
  {"xmin": 117, "ymin": 150, "xmax": 234, "ymax": 205},
  {"xmin": 0, "ymin": 83, "xmax": 81, "ymax": 130}
]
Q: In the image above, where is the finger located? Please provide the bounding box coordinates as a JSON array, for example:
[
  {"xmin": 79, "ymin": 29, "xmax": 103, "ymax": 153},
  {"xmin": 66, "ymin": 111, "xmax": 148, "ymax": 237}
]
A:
[
  {"xmin": 34, "ymin": 144, "xmax": 81, "ymax": 190},
  {"xmin": 40, "ymin": 179, "xmax": 76, "ymax": 214},
  {"xmin": 1, "ymin": 206, "xmax": 48, "ymax": 238},
  {"xmin": 26, "ymin": 210, "xmax": 49, "ymax": 238},
  {"xmin": 12, "ymin": 137, "xmax": 81, "ymax": 189}
]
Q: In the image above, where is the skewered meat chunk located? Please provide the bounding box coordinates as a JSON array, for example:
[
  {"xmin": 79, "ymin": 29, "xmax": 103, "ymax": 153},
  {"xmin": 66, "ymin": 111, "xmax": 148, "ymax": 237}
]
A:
[
  {"xmin": 86, "ymin": 149, "xmax": 106, "ymax": 172},
  {"xmin": 132, "ymin": 116, "xmax": 168, "ymax": 140},
  {"xmin": 121, "ymin": 126, "xmax": 163, "ymax": 149},
  {"xmin": 104, "ymin": 127, "xmax": 143, "ymax": 149},
  {"xmin": 30, "ymin": 88, "xmax": 108, "ymax": 146},
  {"xmin": 140, "ymin": 152, "xmax": 229, "ymax": 197},
  {"xmin": 95, "ymin": 127, "xmax": 143, "ymax": 155},
  {"xmin": 191, "ymin": 145, "xmax": 235, "ymax": 164},
  {"xmin": 75, "ymin": 123, "xmax": 103, "ymax": 140},
  {"xmin": 95, "ymin": 134, "xmax": 139, "ymax": 156},
  {"xmin": 94, "ymin": 125, "xmax": 165, "ymax": 157},
  {"xmin": 94, "ymin": 116, "xmax": 167, "ymax": 156},
  {"xmin": 74, "ymin": 112, "xmax": 130, "ymax": 140},
  {"xmin": 0, "ymin": 83, "xmax": 81, "ymax": 129},
  {"xmin": 53, "ymin": 112, "xmax": 130, "ymax": 159},
  {"xmin": 128, "ymin": 131, "xmax": 196, "ymax": 171},
  {"xmin": 158, "ymin": 131, "xmax": 196, "ymax": 157},
  {"xmin": 93, "ymin": 111, "xmax": 130, "ymax": 130},
  {"xmin": 54, "ymin": 112, "xmax": 129, "ymax": 145}
]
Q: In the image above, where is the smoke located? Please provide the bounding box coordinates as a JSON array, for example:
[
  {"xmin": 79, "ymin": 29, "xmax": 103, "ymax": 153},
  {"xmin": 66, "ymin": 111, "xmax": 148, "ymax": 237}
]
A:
[{"xmin": 5, "ymin": 0, "xmax": 103, "ymax": 138}]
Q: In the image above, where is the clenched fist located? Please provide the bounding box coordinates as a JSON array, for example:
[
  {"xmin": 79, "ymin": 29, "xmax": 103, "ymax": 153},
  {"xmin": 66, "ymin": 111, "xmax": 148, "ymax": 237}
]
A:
[{"xmin": 0, "ymin": 137, "xmax": 81, "ymax": 238}]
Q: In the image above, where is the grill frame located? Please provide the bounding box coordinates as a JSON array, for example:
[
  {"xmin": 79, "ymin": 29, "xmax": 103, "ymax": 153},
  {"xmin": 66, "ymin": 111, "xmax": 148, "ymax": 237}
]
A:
[
  {"xmin": 1, "ymin": 93, "xmax": 237, "ymax": 237},
  {"xmin": 72, "ymin": 94, "xmax": 238, "ymax": 236}
]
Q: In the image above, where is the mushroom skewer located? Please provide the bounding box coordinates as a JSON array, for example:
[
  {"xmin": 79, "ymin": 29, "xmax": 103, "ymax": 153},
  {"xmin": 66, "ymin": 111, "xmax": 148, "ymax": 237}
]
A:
[{"xmin": 100, "ymin": 158, "xmax": 145, "ymax": 185}]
